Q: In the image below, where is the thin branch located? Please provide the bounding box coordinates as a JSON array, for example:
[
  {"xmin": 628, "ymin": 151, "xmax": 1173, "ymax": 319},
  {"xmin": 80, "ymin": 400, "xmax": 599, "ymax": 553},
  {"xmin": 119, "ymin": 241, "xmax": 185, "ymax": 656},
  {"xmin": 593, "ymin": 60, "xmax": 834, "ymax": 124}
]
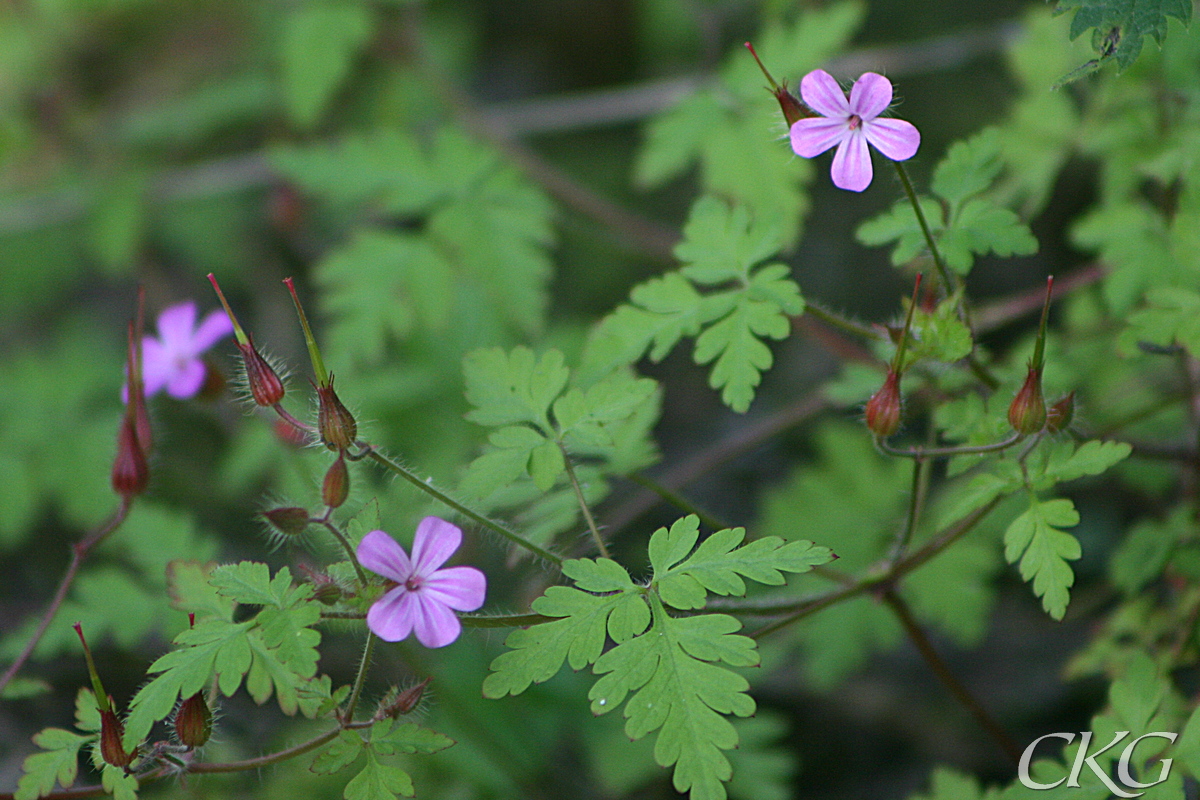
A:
[
  {"xmin": 559, "ymin": 445, "xmax": 610, "ymax": 558},
  {"xmin": 0, "ymin": 499, "xmax": 132, "ymax": 697},
  {"xmin": 876, "ymin": 431, "xmax": 1023, "ymax": 460},
  {"xmin": 973, "ymin": 263, "xmax": 1105, "ymax": 334},
  {"xmin": 881, "ymin": 589, "xmax": 1022, "ymax": 766}
]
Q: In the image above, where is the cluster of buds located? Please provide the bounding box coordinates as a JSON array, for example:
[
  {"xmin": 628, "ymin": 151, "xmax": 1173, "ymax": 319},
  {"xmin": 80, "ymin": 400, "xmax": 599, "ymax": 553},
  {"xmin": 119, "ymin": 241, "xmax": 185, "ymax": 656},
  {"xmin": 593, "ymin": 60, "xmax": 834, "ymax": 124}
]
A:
[{"xmin": 864, "ymin": 275, "xmax": 923, "ymax": 438}]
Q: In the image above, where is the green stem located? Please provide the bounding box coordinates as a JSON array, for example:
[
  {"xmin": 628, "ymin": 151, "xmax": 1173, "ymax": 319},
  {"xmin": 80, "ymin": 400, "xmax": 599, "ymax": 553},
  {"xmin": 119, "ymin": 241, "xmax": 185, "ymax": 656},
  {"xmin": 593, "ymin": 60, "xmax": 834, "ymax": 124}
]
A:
[
  {"xmin": 891, "ymin": 457, "xmax": 927, "ymax": 560},
  {"xmin": 364, "ymin": 447, "xmax": 563, "ymax": 566},
  {"xmin": 802, "ymin": 302, "xmax": 883, "ymax": 341},
  {"xmin": 342, "ymin": 632, "xmax": 376, "ymax": 723},
  {"xmin": 559, "ymin": 444, "xmax": 609, "ymax": 558},
  {"xmin": 876, "ymin": 431, "xmax": 1022, "ymax": 459},
  {"xmin": 893, "ymin": 161, "xmax": 953, "ymax": 295},
  {"xmin": 317, "ymin": 517, "xmax": 367, "ymax": 585}
]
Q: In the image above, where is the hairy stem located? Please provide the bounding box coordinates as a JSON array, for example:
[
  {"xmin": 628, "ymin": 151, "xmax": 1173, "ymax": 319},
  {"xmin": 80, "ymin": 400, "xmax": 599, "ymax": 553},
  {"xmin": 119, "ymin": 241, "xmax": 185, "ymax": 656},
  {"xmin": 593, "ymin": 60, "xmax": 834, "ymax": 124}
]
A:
[
  {"xmin": 316, "ymin": 517, "xmax": 368, "ymax": 585},
  {"xmin": 364, "ymin": 447, "xmax": 562, "ymax": 566},
  {"xmin": 559, "ymin": 444, "xmax": 610, "ymax": 558},
  {"xmin": 342, "ymin": 632, "xmax": 376, "ymax": 723},
  {"xmin": 876, "ymin": 431, "xmax": 1022, "ymax": 459}
]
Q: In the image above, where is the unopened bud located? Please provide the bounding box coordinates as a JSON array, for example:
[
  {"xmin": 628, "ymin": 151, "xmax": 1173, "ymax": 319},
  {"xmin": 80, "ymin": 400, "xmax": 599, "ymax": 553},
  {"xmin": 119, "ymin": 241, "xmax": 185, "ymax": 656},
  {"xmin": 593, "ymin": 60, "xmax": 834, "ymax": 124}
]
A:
[
  {"xmin": 174, "ymin": 692, "xmax": 212, "ymax": 749},
  {"xmin": 111, "ymin": 415, "xmax": 149, "ymax": 498},
  {"xmin": 1046, "ymin": 391, "xmax": 1075, "ymax": 433},
  {"xmin": 865, "ymin": 370, "xmax": 902, "ymax": 438},
  {"xmin": 263, "ymin": 506, "xmax": 311, "ymax": 537},
  {"xmin": 1008, "ymin": 366, "xmax": 1046, "ymax": 436},
  {"xmin": 322, "ymin": 453, "xmax": 349, "ymax": 509},
  {"xmin": 317, "ymin": 377, "xmax": 357, "ymax": 451},
  {"xmin": 377, "ymin": 678, "xmax": 431, "ymax": 719},
  {"xmin": 100, "ymin": 708, "xmax": 136, "ymax": 769},
  {"xmin": 239, "ymin": 337, "xmax": 286, "ymax": 406}
]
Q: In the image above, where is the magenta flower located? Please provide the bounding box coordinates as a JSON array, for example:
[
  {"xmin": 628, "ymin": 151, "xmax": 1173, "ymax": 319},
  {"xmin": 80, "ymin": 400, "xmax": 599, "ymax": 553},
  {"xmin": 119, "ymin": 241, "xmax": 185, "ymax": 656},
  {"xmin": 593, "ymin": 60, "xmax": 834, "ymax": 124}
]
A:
[
  {"xmin": 789, "ymin": 70, "xmax": 920, "ymax": 192},
  {"xmin": 126, "ymin": 301, "xmax": 233, "ymax": 400},
  {"xmin": 357, "ymin": 518, "xmax": 487, "ymax": 648}
]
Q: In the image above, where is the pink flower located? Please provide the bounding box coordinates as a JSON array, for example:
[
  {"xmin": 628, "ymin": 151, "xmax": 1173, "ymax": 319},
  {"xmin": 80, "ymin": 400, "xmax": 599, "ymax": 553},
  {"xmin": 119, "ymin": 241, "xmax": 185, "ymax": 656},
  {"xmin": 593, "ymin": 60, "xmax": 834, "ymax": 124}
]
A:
[
  {"xmin": 127, "ymin": 302, "xmax": 234, "ymax": 400},
  {"xmin": 789, "ymin": 70, "xmax": 920, "ymax": 192},
  {"xmin": 357, "ymin": 518, "xmax": 487, "ymax": 648}
]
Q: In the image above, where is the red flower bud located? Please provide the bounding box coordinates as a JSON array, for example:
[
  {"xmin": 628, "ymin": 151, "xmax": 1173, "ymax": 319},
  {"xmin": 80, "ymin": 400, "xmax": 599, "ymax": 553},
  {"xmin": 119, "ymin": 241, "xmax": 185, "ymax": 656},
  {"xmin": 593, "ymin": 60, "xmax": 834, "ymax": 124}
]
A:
[
  {"xmin": 1046, "ymin": 391, "xmax": 1075, "ymax": 433},
  {"xmin": 1008, "ymin": 366, "xmax": 1047, "ymax": 436},
  {"xmin": 111, "ymin": 415, "xmax": 149, "ymax": 499},
  {"xmin": 239, "ymin": 337, "xmax": 286, "ymax": 407},
  {"xmin": 174, "ymin": 692, "xmax": 213, "ymax": 749},
  {"xmin": 865, "ymin": 370, "xmax": 902, "ymax": 438},
  {"xmin": 317, "ymin": 377, "xmax": 357, "ymax": 452},
  {"xmin": 263, "ymin": 506, "xmax": 311, "ymax": 537},
  {"xmin": 100, "ymin": 708, "xmax": 136, "ymax": 770},
  {"xmin": 322, "ymin": 453, "xmax": 350, "ymax": 509},
  {"xmin": 377, "ymin": 678, "xmax": 431, "ymax": 719}
]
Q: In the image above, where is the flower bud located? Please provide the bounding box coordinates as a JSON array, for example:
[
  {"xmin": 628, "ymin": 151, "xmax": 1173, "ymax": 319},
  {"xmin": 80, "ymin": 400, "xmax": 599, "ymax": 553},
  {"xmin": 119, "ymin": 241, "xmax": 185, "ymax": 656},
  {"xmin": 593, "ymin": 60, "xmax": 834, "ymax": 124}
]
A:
[
  {"xmin": 865, "ymin": 369, "xmax": 902, "ymax": 438},
  {"xmin": 745, "ymin": 42, "xmax": 807, "ymax": 127},
  {"xmin": 322, "ymin": 453, "xmax": 350, "ymax": 509},
  {"xmin": 317, "ymin": 378, "xmax": 357, "ymax": 452},
  {"xmin": 239, "ymin": 337, "xmax": 286, "ymax": 407},
  {"xmin": 377, "ymin": 678, "xmax": 431, "ymax": 720},
  {"xmin": 1008, "ymin": 366, "xmax": 1046, "ymax": 436},
  {"xmin": 100, "ymin": 708, "xmax": 136, "ymax": 769},
  {"xmin": 313, "ymin": 581, "xmax": 343, "ymax": 605},
  {"xmin": 174, "ymin": 692, "xmax": 213, "ymax": 749},
  {"xmin": 111, "ymin": 415, "xmax": 149, "ymax": 499},
  {"xmin": 1046, "ymin": 391, "xmax": 1075, "ymax": 433},
  {"xmin": 263, "ymin": 506, "xmax": 311, "ymax": 537}
]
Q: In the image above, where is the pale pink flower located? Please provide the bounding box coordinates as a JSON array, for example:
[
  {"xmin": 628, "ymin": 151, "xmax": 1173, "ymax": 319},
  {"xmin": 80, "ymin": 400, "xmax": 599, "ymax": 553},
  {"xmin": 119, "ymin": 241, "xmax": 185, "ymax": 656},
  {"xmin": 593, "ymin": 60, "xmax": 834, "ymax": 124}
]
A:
[
  {"xmin": 357, "ymin": 518, "xmax": 487, "ymax": 648},
  {"xmin": 789, "ymin": 70, "xmax": 920, "ymax": 192},
  {"xmin": 127, "ymin": 301, "xmax": 233, "ymax": 400}
]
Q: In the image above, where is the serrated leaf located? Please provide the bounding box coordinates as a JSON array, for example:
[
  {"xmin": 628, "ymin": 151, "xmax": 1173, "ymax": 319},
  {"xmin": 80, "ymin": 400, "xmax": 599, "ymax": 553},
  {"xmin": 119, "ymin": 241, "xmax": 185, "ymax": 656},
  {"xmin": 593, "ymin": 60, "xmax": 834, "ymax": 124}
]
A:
[
  {"xmin": 583, "ymin": 273, "xmax": 707, "ymax": 374},
  {"xmin": 694, "ymin": 288, "xmax": 792, "ymax": 413},
  {"xmin": 463, "ymin": 347, "xmax": 567, "ymax": 429},
  {"xmin": 675, "ymin": 197, "xmax": 783, "ymax": 284},
  {"xmin": 280, "ymin": 2, "xmax": 375, "ymax": 128},
  {"xmin": 650, "ymin": 516, "xmax": 833, "ymax": 609},
  {"xmin": 344, "ymin": 749, "xmax": 414, "ymax": 800},
  {"xmin": 1004, "ymin": 497, "xmax": 1081, "ymax": 620},
  {"xmin": 311, "ymin": 730, "xmax": 364, "ymax": 776},
  {"xmin": 938, "ymin": 198, "xmax": 1038, "ymax": 274},
  {"xmin": 1122, "ymin": 287, "xmax": 1200, "ymax": 356},
  {"xmin": 1054, "ymin": 0, "xmax": 1191, "ymax": 70},
  {"xmin": 1042, "ymin": 439, "xmax": 1132, "ymax": 484},
  {"xmin": 908, "ymin": 295, "xmax": 974, "ymax": 364},
  {"xmin": 590, "ymin": 604, "xmax": 757, "ymax": 800},
  {"xmin": 856, "ymin": 197, "xmax": 943, "ymax": 265},
  {"xmin": 931, "ymin": 128, "xmax": 1005, "ymax": 208},
  {"xmin": 372, "ymin": 721, "xmax": 455, "ymax": 755},
  {"xmin": 15, "ymin": 728, "xmax": 90, "ymax": 800},
  {"xmin": 166, "ymin": 561, "xmax": 234, "ymax": 621}
]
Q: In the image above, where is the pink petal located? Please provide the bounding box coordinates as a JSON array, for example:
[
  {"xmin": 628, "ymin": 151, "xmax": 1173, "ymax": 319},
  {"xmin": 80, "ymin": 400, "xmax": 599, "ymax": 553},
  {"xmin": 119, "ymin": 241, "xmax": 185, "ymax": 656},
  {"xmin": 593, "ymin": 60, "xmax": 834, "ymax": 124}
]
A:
[
  {"xmin": 191, "ymin": 309, "xmax": 234, "ymax": 353},
  {"xmin": 848, "ymin": 73, "xmax": 893, "ymax": 121},
  {"xmin": 164, "ymin": 358, "xmax": 206, "ymax": 399},
  {"xmin": 139, "ymin": 337, "xmax": 170, "ymax": 397},
  {"xmin": 799, "ymin": 69, "xmax": 849, "ymax": 118},
  {"xmin": 358, "ymin": 530, "xmax": 413, "ymax": 583},
  {"xmin": 156, "ymin": 302, "xmax": 198, "ymax": 351},
  {"xmin": 864, "ymin": 117, "xmax": 920, "ymax": 162},
  {"xmin": 367, "ymin": 587, "xmax": 418, "ymax": 642},
  {"xmin": 789, "ymin": 117, "xmax": 850, "ymax": 158},
  {"xmin": 410, "ymin": 517, "xmax": 462, "ymax": 575},
  {"xmin": 410, "ymin": 593, "xmax": 462, "ymax": 648},
  {"xmin": 830, "ymin": 131, "xmax": 873, "ymax": 192},
  {"xmin": 423, "ymin": 566, "xmax": 486, "ymax": 611}
]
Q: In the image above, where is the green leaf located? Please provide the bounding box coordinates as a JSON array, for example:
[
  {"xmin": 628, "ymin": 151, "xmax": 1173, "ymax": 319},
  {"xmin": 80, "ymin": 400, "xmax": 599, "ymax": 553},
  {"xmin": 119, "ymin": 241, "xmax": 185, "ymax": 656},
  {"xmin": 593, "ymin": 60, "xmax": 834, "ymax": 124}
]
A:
[
  {"xmin": 1122, "ymin": 287, "xmax": 1200, "ymax": 356},
  {"xmin": 344, "ymin": 749, "xmax": 414, "ymax": 800},
  {"xmin": 371, "ymin": 721, "xmax": 455, "ymax": 755},
  {"xmin": 280, "ymin": 1, "xmax": 376, "ymax": 128},
  {"xmin": 674, "ymin": 197, "xmax": 783, "ymax": 284},
  {"xmin": 463, "ymin": 347, "xmax": 567, "ymax": 430},
  {"xmin": 583, "ymin": 273, "xmax": 707, "ymax": 374},
  {"xmin": 1004, "ymin": 497, "xmax": 1082, "ymax": 620},
  {"xmin": 693, "ymin": 283, "xmax": 794, "ymax": 413},
  {"xmin": 1040, "ymin": 439, "xmax": 1132, "ymax": 485},
  {"xmin": 15, "ymin": 727, "xmax": 91, "ymax": 800},
  {"xmin": 931, "ymin": 128, "xmax": 1005, "ymax": 208},
  {"xmin": 856, "ymin": 197, "xmax": 942, "ymax": 266},
  {"xmin": 311, "ymin": 730, "xmax": 364, "ymax": 776},
  {"xmin": 908, "ymin": 767, "xmax": 988, "ymax": 800},
  {"xmin": 908, "ymin": 294, "xmax": 974, "ymax": 365},
  {"xmin": 937, "ymin": 198, "xmax": 1038, "ymax": 273},
  {"xmin": 1053, "ymin": 0, "xmax": 1192, "ymax": 70},
  {"xmin": 590, "ymin": 602, "xmax": 757, "ymax": 800},
  {"xmin": 650, "ymin": 516, "xmax": 833, "ymax": 610}
]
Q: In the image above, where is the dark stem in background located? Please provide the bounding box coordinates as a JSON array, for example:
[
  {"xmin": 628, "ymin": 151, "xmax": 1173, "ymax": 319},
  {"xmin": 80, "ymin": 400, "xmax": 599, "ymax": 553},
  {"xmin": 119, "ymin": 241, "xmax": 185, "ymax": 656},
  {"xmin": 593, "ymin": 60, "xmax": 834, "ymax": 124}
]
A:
[{"xmin": 881, "ymin": 589, "xmax": 1023, "ymax": 766}]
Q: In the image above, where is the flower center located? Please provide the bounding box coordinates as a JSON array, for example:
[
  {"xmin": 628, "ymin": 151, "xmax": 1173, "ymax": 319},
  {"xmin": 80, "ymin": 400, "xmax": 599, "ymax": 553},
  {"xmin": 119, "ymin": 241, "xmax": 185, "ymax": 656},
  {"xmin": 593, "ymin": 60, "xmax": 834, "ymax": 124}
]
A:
[
  {"xmin": 848, "ymin": 114, "xmax": 862, "ymax": 130},
  {"xmin": 405, "ymin": 575, "xmax": 424, "ymax": 592}
]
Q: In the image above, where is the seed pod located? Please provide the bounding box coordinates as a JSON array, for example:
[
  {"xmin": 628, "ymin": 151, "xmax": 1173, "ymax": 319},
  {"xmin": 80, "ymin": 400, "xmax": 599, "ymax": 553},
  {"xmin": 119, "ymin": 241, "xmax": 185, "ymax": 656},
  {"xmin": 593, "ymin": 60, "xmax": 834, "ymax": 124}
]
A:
[
  {"xmin": 865, "ymin": 370, "xmax": 902, "ymax": 438},
  {"xmin": 1008, "ymin": 366, "xmax": 1047, "ymax": 436},
  {"xmin": 263, "ymin": 507, "xmax": 311, "ymax": 537},
  {"xmin": 1046, "ymin": 392, "xmax": 1075, "ymax": 433},
  {"xmin": 111, "ymin": 415, "xmax": 149, "ymax": 499},
  {"xmin": 239, "ymin": 337, "xmax": 286, "ymax": 407},
  {"xmin": 317, "ymin": 378, "xmax": 357, "ymax": 452},
  {"xmin": 322, "ymin": 453, "xmax": 350, "ymax": 509},
  {"xmin": 174, "ymin": 692, "xmax": 212, "ymax": 750}
]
